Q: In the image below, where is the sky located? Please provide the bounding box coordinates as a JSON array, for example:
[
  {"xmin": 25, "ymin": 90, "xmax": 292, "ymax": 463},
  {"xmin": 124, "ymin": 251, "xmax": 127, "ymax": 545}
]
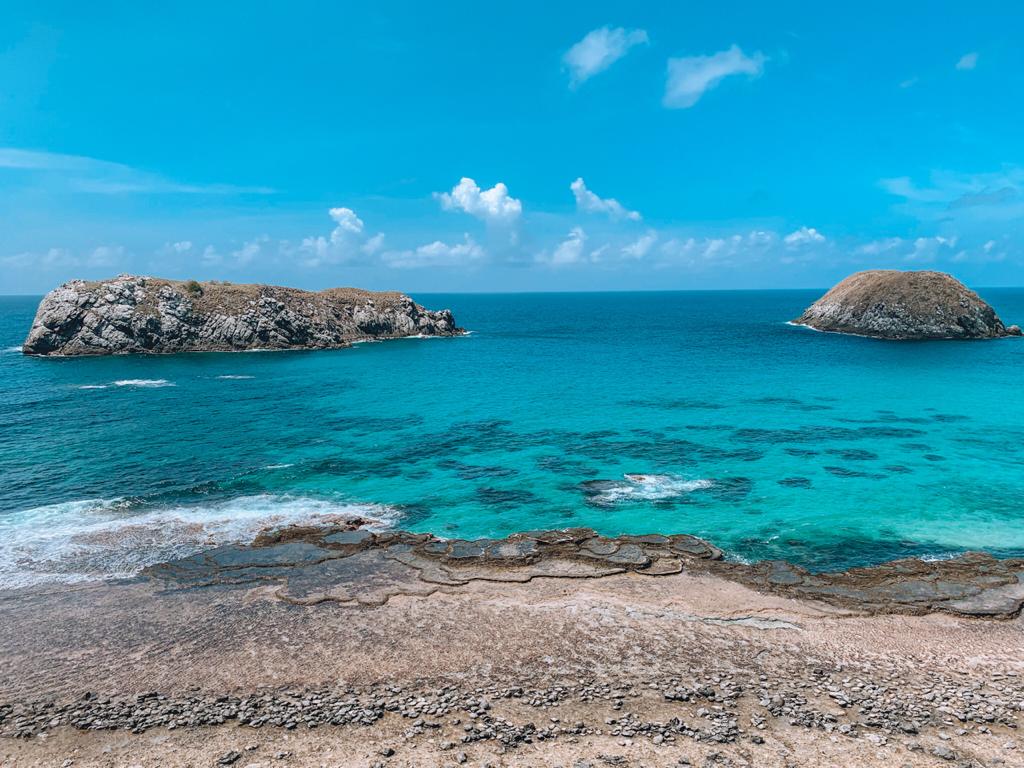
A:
[{"xmin": 2, "ymin": 1, "xmax": 1023, "ymax": 294}]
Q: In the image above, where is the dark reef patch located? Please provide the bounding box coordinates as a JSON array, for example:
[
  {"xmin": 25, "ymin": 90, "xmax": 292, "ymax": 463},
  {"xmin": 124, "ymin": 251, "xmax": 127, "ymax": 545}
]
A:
[
  {"xmin": 734, "ymin": 426, "xmax": 925, "ymax": 444},
  {"xmin": 708, "ymin": 477, "xmax": 754, "ymax": 501},
  {"xmin": 784, "ymin": 447, "xmax": 818, "ymax": 457},
  {"xmin": 825, "ymin": 448, "xmax": 879, "ymax": 461},
  {"xmin": 777, "ymin": 477, "xmax": 812, "ymax": 488},
  {"xmin": 884, "ymin": 465, "xmax": 913, "ymax": 474},
  {"xmin": 823, "ymin": 466, "xmax": 885, "ymax": 480},
  {"xmin": 622, "ymin": 398, "xmax": 726, "ymax": 411},
  {"xmin": 475, "ymin": 487, "xmax": 541, "ymax": 507}
]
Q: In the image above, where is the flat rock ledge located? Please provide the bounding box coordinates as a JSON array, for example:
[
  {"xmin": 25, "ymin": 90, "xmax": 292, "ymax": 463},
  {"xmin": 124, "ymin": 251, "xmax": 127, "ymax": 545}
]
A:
[
  {"xmin": 22, "ymin": 275, "xmax": 462, "ymax": 355},
  {"xmin": 793, "ymin": 270, "xmax": 1021, "ymax": 340},
  {"xmin": 144, "ymin": 521, "xmax": 1024, "ymax": 619}
]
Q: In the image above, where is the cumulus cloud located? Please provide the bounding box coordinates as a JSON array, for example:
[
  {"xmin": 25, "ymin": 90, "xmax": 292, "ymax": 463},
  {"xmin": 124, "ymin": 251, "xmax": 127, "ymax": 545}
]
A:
[
  {"xmin": 571, "ymin": 178, "xmax": 641, "ymax": 221},
  {"xmin": 232, "ymin": 236, "xmax": 269, "ymax": 266},
  {"xmin": 956, "ymin": 52, "xmax": 979, "ymax": 71},
  {"xmin": 622, "ymin": 232, "xmax": 657, "ymax": 259},
  {"xmin": 663, "ymin": 45, "xmax": 766, "ymax": 109},
  {"xmin": 548, "ymin": 227, "xmax": 587, "ymax": 265},
  {"xmin": 783, "ymin": 227, "xmax": 826, "ymax": 246},
  {"xmin": 297, "ymin": 207, "xmax": 373, "ymax": 266},
  {"xmin": 563, "ymin": 26, "xmax": 649, "ymax": 86},
  {"xmin": 436, "ymin": 177, "xmax": 522, "ymax": 223},
  {"xmin": 382, "ymin": 235, "xmax": 484, "ymax": 268},
  {"xmin": 905, "ymin": 236, "xmax": 958, "ymax": 263}
]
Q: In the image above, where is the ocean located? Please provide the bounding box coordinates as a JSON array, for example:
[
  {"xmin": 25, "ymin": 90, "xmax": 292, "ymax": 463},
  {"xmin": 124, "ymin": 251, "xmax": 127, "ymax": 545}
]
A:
[{"xmin": 2, "ymin": 289, "xmax": 1023, "ymax": 588}]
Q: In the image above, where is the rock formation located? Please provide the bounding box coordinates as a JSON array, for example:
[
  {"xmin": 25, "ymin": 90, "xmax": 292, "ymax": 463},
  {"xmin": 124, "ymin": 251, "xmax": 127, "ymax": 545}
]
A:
[
  {"xmin": 22, "ymin": 275, "xmax": 462, "ymax": 355},
  {"xmin": 793, "ymin": 270, "xmax": 1021, "ymax": 340}
]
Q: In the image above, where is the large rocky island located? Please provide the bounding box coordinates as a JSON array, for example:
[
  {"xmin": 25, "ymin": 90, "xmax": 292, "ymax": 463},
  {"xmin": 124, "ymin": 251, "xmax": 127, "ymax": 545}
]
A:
[
  {"xmin": 793, "ymin": 269, "xmax": 1021, "ymax": 340},
  {"xmin": 22, "ymin": 275, "xmax": 461, "ymax": 355}
]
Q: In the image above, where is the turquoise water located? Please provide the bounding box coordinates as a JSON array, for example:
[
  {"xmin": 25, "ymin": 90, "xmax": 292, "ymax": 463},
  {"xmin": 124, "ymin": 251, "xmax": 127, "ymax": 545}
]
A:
[{"xmin": 2, "ymin": 290, "xmax": 1024, "ymax": 586}]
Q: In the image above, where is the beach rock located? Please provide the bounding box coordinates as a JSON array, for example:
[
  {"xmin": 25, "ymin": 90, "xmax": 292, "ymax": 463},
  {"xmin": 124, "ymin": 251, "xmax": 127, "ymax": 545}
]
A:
[
  {"xmin": 793, "ymin": 270, "xmax": 1020, "ymax": 340},
  {"xmin": 22, "ymin": 275, "xmax": 462, "ymax": 355}
]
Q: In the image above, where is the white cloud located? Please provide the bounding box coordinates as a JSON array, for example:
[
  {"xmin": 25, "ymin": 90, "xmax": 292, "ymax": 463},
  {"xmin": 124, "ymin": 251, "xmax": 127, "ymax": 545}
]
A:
[
  {"xmin": 88, "ymin": 245, "xmax": 125, "ymax": 267},
  {"xmin": 905, "ymin": 236, "xmax": 957, "ymax": 263},
  {"xmin": 663, "ymin": 45, "xmax": 766, "ymax": 109},
  {"xmin": 783, "ymin": 226, "xmax": 826, "ymax": 246},
  {"xmin": 361, "ymin": 233, "xmax": 385, "ymax": 255},
  {"xmin": 1, "ymin": 244, "xmax": 126, "ymax": 269},
  {"xmin": 570, "ymin": 178, "xmax": 641, "ymax": 221},
  {"xmin": 231, "ymin": 236, "xmax": 268, "ymax": 266},
  {"xmin": 436, "ymin": 177, "xmax": 522, "ymax": 222},
  {"xmin": 622, "ymin": 232, "xmax": 657, "ymax": 259},
  {"xmin": 297, "ymin": 207, "xmax": 372, "ymax": 266},
  {"xmin": 0, "ymin": 147, "xmax": 274, "ymax": 195},
  {"xmin": 855, "ymin": 237, "xmax": 904, "ymax": 256},
  {"xmin": 170, "ymin": 241, "xmax": 193, "ymax": 254},
  {"xmin": 328, "ymin": 207, "xmax": 364, "ymax": 234},
  {"xmin": 383, "ymin": 235, "xmax": 484, "ymax": 268},
  {"xmin": 548, "ymin": 227, "xmax": 587, "ymax": 265},
  {"xmin": 563, "ymin": 26, "xmax": 649, "ymax": 86},
  {"xmin": 956, "ymin": 52, "xmax": 979, "ymax": 71}
]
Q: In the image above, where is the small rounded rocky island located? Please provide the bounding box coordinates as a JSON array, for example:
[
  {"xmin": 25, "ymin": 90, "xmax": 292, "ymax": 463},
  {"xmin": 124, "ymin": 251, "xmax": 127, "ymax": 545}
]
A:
[{"xmin": 793, "ymin": 269, "xmax": 1022, "ymax": 340}]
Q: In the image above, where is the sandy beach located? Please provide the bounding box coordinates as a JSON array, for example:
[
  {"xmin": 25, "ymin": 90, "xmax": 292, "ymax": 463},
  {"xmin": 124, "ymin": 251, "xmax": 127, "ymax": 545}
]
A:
[{"xmin": 2, "ymin": 526, "xmax": 1022, "ymax": 767}]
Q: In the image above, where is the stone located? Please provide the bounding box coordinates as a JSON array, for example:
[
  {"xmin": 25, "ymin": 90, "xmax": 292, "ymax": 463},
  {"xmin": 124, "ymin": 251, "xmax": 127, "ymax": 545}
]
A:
[
  {"xmin": 792, "ymin": 270, "xmax": 1020, "ymax": 340},
  {"xmin": 22, "ymin": 275, "xmax": 462, "ymax": 356}
]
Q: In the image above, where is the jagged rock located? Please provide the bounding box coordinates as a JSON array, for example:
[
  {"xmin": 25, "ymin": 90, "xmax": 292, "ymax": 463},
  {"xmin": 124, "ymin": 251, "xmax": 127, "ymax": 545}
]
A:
[
  {"xmin": 22, "ymin": 275, "xmax": 462, "ymax": 355},
  {"xmin": 793, "ymin": 270, "xmax": 1021, "ymax": 340}
]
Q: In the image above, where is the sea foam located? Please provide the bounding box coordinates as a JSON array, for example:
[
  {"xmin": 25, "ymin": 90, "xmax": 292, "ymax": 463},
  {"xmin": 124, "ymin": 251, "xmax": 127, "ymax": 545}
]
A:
[
  {"xmin": 0, "ymin": 494, "xmax": 401, "ymax": 589},
  {"xmin": 113, "ymin": 379, "xmax": 175, "ymax": 388},
  {"xmin": 586, "ymin": 474, "xmax": 713, "ymax": 506}
]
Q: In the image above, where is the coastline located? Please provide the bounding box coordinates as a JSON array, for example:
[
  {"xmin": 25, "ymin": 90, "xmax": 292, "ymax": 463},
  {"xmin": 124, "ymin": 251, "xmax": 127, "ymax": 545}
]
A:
[{"xmin": 2, "ymin": 522, "xmax": 1023, "ymax": 766}]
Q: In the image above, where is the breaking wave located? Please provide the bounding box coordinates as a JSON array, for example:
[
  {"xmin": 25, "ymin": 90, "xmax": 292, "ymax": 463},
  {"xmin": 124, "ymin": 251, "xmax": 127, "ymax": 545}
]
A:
[
  {"xmin": 582, "ymin": 474, "xmax": 713, "ymax": 506},
  {"xmin": 0, "ymin": 494, "xmax": 401, "ymax": 589}
]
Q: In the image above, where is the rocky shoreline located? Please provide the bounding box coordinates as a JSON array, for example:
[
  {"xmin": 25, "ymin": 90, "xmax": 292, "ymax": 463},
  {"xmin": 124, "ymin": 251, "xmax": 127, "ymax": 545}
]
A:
[
  {"xmin": 21, "ymin": 275, "xmax": 462, "ymax": 355},
  {"xmin": 3, "ymin": 523, "xmax": 1024, "ymax": 766},
  {"xmin": 141, "ymin": 521, "xmax": 1024, "ymax": 619}
]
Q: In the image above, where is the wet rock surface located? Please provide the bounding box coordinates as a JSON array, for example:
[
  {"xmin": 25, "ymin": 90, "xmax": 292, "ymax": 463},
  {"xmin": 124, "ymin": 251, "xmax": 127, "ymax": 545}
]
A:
[
  {"xmin": 793, "ymin": 270, "xmax": 1021, "ymax": 340},
  {"xmin": 22, "ymin": 275, "xmax": 462, "ymax": 355},
  {"xmin": 142, "ymin": 522, "xmax": 1024, "ymax": 619}
]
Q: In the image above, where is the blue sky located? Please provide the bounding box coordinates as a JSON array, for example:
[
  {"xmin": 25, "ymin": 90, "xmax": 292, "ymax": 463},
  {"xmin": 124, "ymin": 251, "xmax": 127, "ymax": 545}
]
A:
[{"xmin": 2, "ymin": 1, "xmax": 1023, "ymax": 293}]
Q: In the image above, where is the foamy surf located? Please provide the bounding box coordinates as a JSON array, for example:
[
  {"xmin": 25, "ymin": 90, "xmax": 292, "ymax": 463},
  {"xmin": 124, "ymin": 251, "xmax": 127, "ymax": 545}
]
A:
[
  {"xmin": 0, "ymin": 494, "xmax": 401, "ymax": 589},
  {"xmin": 2, "ymin": 346, "xmax": 21, "ymax": 353},
  {"xmin": 78, "ymin": 385, "xmax": 109, "ymax": 390},
  {"xmin": 583, "ymin": 474, "xmax": 713, "ymax": 506},
  {"xmin": 216, "ymin": 375, "xmax": 255, "ymax": 380}
]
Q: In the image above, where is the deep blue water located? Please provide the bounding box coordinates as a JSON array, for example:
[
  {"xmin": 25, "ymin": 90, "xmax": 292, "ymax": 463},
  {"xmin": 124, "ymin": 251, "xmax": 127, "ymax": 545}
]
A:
[{"xmin": 2, "ymin": 290, "xmax": 1024, "ymax": 587}]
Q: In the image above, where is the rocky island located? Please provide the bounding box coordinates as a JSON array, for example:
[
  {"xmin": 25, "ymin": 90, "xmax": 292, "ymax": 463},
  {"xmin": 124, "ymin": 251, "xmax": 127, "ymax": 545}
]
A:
[
  {"xmin": 793, "ymin": 269, "xmax": 1021, "ymax": 340},
  {"xmin": 21, "ymin": 275, "xmax": 462, "ymax": 355}
]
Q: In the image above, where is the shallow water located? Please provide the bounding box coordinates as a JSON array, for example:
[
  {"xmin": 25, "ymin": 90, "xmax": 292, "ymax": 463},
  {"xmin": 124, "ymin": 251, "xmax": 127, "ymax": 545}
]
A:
[{"xmin": 2, "ymin": 290, "xmax": 1023, "ymax": 586}]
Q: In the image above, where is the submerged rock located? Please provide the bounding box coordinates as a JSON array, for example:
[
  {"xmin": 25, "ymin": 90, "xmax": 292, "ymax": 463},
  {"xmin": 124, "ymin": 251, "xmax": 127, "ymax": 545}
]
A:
[
  {"xmin": 793, "ymin": 270, "xmax": 1021, "ymax": 340},
  {"xmin": 22, "ymin": 274, "xmax": 462, "ymax": 355}
]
